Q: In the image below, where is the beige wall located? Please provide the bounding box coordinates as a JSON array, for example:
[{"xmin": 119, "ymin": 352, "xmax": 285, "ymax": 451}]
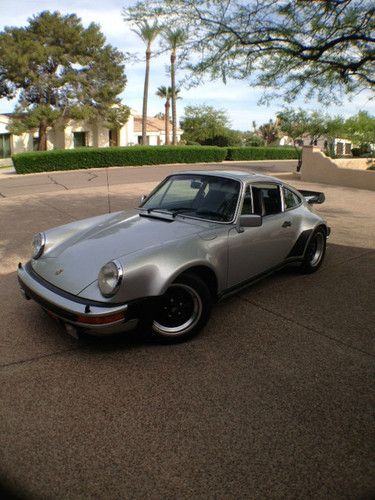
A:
[
  {"xmin": 301, "ymin": 146, "xmax": 375, "ymax": 191},
  {"xmin": 334, "ymin": 158, "xmax": 373, "ymax": 170},
  {"xmin": 1, "ymin": 112, "xmax": 183, "ymax": 155}
]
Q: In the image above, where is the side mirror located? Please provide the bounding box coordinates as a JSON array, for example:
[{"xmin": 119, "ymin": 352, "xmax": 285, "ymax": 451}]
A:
[
  {"xmin": 239, "ymin": 214, "xmax": 262, "ymax": 228},
  {"xmin": 140, "ymin": 194, "xmax": 147, "ymax": 204}
]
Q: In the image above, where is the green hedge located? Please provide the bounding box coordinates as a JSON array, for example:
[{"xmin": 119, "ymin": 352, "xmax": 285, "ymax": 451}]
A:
[
  {"xmin": 12, "ymin": 145, "xmax": 227, "ymax": 174},
  {"xmin": 226, "ymin": 147, "xmax": 299, "ymax": 161}
]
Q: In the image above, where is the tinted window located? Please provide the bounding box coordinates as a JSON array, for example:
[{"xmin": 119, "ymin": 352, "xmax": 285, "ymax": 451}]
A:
[
  {"xmin": 283, "ymin": 187, "xmax": 301, "ymax": 209},
  {"xmin": 252, "ymin": 184, "xmax": 282, "ymax": 216}
]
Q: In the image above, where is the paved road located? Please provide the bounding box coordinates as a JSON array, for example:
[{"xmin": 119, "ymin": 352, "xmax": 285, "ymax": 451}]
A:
[
  {"xmin": 1, "ymin": 162, "xmax": 374, "ymax": 499},
  {"xmin": 0, "ymin": 160, "xmax": 297, "ymax": 198}
]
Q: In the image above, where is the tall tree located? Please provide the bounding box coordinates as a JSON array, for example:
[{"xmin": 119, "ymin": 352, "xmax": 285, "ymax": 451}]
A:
[
  {"xmin": 304, "ymin": 111, "xmax": 328, "ymax": 146},
  {"xmin": 258, "ymin": 120, "xmax": 279, "ymax": 145},
  {"xmin": 0, "ymin": 11, "xmax": 128, "ymax": 150},
  {"xmin": 343, "ymin": 111, "xmax": 375, "ymax": 150},
  {"xmin": 126, "ymin": 0, "xmax": 374, "ymax": 104},
  {"xmin": 277, "ymin": 109, "xmax": 310, "ymax": 170},
  {"xmin": 324, "ymin": 116, "xmax": 346, "ymax": 155},
  {"xmin": 163, "ymin": 28, "xmax": 187, "ymax": 144},
  {"xmin": 131, "ymin": 19, "xmax": 161, "ymax": 145},
  {"xmin": 155, "ymin": 85, "xmax": 180, "ymax": 145},
  {"xmin": 180, "ymin": 105, "xmax": 230, "ymax": 144}
]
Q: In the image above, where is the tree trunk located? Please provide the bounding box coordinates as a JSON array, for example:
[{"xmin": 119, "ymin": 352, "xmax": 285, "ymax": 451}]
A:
[
  {"xmin": 165, "ymin": 99, "xmax": 170, "ymax": 145},
  {"xmin": 295, "ymin": 143, "xmax": 302, "ymax": 172},
  {"xmin": 38, "ymin": 122, "xmax": 47, "ymax": 151},
  {"xmin": 142, "ymin": 47, "xmax": 151, "ymax": 145},
  {"xmin": 170, "ymin": 50, "xmax": 177, "ymax": 145}
]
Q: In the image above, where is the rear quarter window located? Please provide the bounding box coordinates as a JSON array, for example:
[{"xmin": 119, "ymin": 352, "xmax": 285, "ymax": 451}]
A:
[{"xmin": 283, "ymin": 187, "xmax": 301, "ymax": 210}]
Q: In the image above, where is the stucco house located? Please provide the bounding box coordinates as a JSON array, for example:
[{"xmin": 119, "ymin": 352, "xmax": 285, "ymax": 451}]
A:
[
  {"xmin": 0, "ymin": 109, "xmax": 183, "ymax": 164},
  {"xmin": 279, "ymin": 134, "xmax": 353, "ymax": 156}
]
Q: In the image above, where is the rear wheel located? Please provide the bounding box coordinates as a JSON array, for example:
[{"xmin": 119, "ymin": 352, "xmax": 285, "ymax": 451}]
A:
[
  {"xmin": 150, "ymin": 273, "xmax": 212, "ymax": 343},
  {"xmin": 300, "ymin": 228, "xmax": 326, "ymax": 273}
]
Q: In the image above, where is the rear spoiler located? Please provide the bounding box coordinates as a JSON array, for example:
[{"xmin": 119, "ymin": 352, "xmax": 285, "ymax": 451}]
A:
[{"xmin": 299, "ymin": 190, "xmax": 325, "ymax": 204}]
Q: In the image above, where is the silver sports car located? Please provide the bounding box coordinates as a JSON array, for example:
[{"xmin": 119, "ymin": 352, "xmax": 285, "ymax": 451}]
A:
[{"xmin": 18, "ymin": 170, "xmax": 329, "ymax": 342}]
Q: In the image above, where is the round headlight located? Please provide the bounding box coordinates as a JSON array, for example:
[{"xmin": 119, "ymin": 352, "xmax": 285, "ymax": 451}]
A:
[
  {"xmin": 32, "ymin": 232, "xmax": 46, "ymax": 259},
  {"xmin": 98, "ymin": 261, "xmax": 123, "ymax": 297}
]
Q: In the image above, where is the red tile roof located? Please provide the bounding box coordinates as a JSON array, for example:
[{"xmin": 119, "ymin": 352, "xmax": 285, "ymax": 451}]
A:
[{"xmin": 133, "ymin": 116, "xmax": 182, "ymax": 133}]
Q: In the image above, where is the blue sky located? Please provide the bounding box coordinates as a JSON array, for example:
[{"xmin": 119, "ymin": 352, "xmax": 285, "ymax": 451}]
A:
[{"xmin": 0, "ymin": 0, "xmax": 374, "ymax": 130}]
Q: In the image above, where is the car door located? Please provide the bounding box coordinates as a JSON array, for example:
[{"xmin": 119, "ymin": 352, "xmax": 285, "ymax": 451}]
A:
[{"xmin": 227, "ymin": 182, "xmax": 301, "ymax": 288}]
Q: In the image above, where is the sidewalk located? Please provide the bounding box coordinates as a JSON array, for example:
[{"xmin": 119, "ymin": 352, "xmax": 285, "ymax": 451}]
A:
[{"xmin": 0, "ymin": 166, "xmax": 16, "ymax": 176}]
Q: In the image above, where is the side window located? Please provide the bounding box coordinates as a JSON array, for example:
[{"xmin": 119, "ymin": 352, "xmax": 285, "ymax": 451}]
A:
[
  {"xmin": 241, "ymin": 185, "xmax": 253, "ymax": 214},
  {"xmin": 283, "ymin": 187, "xmax": 301, "ymax": 210},
  {"xmin": 252, "ymin": 184, "xmax": 282, "ymax": 216}
]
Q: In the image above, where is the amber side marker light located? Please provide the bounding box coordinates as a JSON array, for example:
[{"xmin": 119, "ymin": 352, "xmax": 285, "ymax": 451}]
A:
[{"xmin": 76, "ymin": 311, "xmax": 125, "ymax": 325}]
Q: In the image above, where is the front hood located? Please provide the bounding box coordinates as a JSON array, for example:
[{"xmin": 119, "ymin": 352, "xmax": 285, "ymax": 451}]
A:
[{"xmin": 32, "ymin": 210, "xmax": 204, "ymax": 295}]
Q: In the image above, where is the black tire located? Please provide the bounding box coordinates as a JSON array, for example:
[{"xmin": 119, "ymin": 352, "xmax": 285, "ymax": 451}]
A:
[
  {"xmin": 148, "ymin": 273, "xmax": 213, "ymax": 343},
  {"xmin": 300, "ymin": 228, "xmax": 326, "ymax": 274}
]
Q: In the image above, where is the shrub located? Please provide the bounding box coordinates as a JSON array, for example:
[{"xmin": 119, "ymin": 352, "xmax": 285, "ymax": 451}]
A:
[
  {"xmin": 226, "ymin": 146, "xmax": 299, "ymax": 161},
  {"xmin": 351, "ymin": 147, "xmax": 361, "ymax": 157},
  {"xmin": 367, "ymin": 165, "xmax": 375, "ymax": 170},
  {"xmin": 12, "ymin": 145, "xmax": 228, "ymax": 174}
]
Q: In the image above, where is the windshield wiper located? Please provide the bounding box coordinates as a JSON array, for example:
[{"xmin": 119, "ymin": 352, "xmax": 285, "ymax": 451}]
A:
[{"xmin": 168, "ymin": 207, "xmax": 196, "ymax": 217}]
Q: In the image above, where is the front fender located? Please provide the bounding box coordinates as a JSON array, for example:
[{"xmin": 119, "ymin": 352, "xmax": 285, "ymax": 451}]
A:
[{"xmin": 78, "ymin": 230, "xmax": 228, "ymax": 303}]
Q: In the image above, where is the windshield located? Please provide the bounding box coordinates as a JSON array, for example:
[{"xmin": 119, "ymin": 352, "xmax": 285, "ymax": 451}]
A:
[{"xmin": 140, "ymin": 174, "xmax": 241, "ymax": 222}]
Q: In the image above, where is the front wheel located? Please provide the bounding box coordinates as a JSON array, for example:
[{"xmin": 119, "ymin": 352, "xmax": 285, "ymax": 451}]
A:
[
  {"xmin": 300, "ymin": 228, "xmax": 326, "ymax": 273},
  {"xmin": 150, "ymin": 273, "xmax": 213, "ymax": 343}
]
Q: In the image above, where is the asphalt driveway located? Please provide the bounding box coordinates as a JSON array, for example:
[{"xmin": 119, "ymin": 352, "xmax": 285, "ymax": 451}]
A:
[{"xmin": 1, "ymin": 161, "xmax": 374, "ymax": 499}]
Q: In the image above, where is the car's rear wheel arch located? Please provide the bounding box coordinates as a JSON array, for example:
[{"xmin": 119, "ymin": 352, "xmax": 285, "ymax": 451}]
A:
[
  {"xmin": 300, "ymin": 225, "xmax": 327, "ymax": 273},
  {"xmin": 316, "ymin": 223, "xmax": 328, "ymax": 237}
]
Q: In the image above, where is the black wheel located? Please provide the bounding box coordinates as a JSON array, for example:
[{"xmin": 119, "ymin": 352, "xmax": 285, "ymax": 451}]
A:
[
  {"xmin": 300, "ymin": 228, "xmax": 326, "ymax": 273},
  {"xmin": 149, "ymin": 273, "xmax": 213, "ymax": 343}
]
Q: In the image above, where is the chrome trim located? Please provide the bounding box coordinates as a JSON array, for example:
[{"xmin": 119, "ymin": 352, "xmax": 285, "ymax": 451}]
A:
[
  {"xmin": 32, "ymin": 231, "xmax": 46, "ymax": 260},
  {"xmin": 98, "ymin": 260, "xmax": 124, "ymax": 298}
]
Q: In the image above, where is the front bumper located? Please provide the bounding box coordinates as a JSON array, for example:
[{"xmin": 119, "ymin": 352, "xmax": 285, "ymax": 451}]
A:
[{"xmin": 17, "ymin": 262, "xmax": 139, "ymax": 336}]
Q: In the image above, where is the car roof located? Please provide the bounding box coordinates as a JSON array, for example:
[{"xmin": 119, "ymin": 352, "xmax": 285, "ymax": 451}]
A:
[{"xmin": 172, "ymin": 169, "xmax": 283, "ymax": 184}]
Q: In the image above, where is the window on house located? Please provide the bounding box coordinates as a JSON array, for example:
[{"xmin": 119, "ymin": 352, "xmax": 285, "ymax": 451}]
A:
[
  {"xmin": 73, "ymin": 132, "xmax": 86, "ymax": 148},
  {"xmin": 345, "ymin": 143, "xmax": 351, "ymax": 155},
  {"xmin": 138, "ymin": 135, "xmax": 149, "ymax": 145},
  {"xmin": 109, "ymin": 129, "xmax": 118, "ymax": 147},
  {"xmin": 283, "ymin": 187, "xmax": 301, "ymax": 210},
  {"xmin": 0, "ymin": 133, "xmax": 11, "ymax": 158},
  {"xmin": 33, "ymin": 137, "xmax": 39, "ymax": 151},
  {"xmin": 336, "ymin": 142, "xmax": 344, "ymax": 155}
]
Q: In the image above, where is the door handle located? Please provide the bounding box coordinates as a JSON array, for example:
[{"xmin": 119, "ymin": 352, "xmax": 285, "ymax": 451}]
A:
[{"xmin": 282, "ymin": 221, "xmax": 292, "ymax": 228}]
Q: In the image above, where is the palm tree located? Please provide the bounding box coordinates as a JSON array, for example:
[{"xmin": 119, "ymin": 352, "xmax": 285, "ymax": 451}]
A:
[
  {"xmin": 156, "ymin": 86, "xmax": 181, "ymax": 145},
  {"xmin": 132, "ymin": 20, "xmax": 161, "ymax": 145},
  {"xmin": 259, "ymin": 120, "xmax": 279, "ymax": 145},
  {"xmin": 163, "ymin": 28, "xmax": 186, "ymax": 145}
]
